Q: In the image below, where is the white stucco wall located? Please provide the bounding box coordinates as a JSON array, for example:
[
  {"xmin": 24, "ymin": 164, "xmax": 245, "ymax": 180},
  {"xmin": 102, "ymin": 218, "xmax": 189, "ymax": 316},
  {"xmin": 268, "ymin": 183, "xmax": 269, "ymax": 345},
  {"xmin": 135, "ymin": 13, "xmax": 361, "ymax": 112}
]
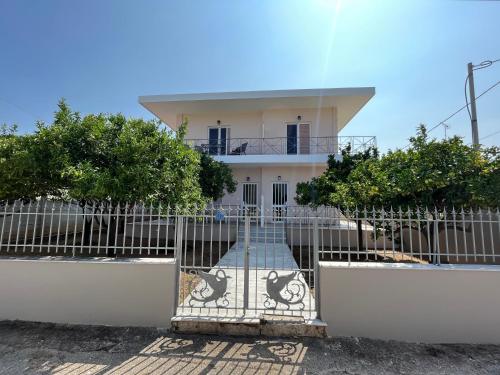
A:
[
  {"xmin": 261, "ymin": 107, "xmax": 337, "ymax": 138},
  {"xmin": 320, "ymin": 262, "xmax": 500, "ymax": 343},
  {"xmin": 180, "ymin": 111, "xmax": 264, "ymax": 139},
  {"xmin": 261, "ymin": 166, "xmax": 326, "ymax": 211},
  {"xmin": 0, "ymin": 257, "xmax": 176, "ymax": 328},
  {"xmin": 218, "ymin": 166, "xmax": 326, "ymax": 211},
  {"xmin": 180, "ymin": 107, "xmax": 337, "ymax": 140}
]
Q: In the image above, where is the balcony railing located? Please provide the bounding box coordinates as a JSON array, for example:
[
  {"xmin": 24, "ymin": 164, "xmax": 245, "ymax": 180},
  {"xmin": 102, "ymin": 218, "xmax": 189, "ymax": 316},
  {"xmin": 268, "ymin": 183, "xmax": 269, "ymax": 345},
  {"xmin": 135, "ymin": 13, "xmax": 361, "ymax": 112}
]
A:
[{"xmin": 185, "ymin": 136, "xmax": 376, "ymax": 156}]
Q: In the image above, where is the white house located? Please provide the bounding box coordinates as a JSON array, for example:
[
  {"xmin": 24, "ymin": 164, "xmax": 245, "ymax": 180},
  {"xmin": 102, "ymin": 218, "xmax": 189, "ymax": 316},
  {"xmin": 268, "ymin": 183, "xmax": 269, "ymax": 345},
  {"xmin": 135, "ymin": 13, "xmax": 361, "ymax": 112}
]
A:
[{"xmin": 139, "ymin": 88, "xmax": 375, "ymax": 216}]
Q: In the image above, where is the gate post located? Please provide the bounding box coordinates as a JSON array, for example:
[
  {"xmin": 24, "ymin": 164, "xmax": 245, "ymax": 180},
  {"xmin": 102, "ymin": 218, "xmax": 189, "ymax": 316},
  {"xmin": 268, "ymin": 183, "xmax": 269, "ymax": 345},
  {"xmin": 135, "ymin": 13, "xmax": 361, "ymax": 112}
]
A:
[
  {"xmin": 243, "ymin": 211, "xmax": 250, "ymax": 311},
  {"xmin": 313, "ymin": 216, "xmax": 321, "ymax": 319},
  {"xmin": 173, "ymin": 214, "xmax": 184, "ymax": 316}
]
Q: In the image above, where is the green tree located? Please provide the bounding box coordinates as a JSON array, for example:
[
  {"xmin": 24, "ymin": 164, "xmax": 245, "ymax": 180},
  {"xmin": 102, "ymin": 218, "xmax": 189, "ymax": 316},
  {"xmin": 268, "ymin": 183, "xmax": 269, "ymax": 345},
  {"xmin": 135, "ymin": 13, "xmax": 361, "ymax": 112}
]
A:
[
  {"xmin": 0, "ymin": 124, "xmax": 61, "ymax": 201},
  {"xmin": 295, "ymin": 144, "xmax": 378, "ymax": 206},
  {"xmin": 2, "ymin": 100, "xmax": 208, "ymax": 255},
  {"xmin": 295, "ymin": 145, "xmax": 379, "ymax": 249},
  {"xmin": 330, "ymin": 126, "xmax": 499, "ymax": 209},
  {"xmin": 295, "ymin": 125, "xmax": 500, "ymax": 253},
  {"xmin": 198, "ymin": 151, "xmax": 237, "ymax": 202},
  {"xmin": 0, "ymin": 124, "xmax": 28, "ymax": 202}
]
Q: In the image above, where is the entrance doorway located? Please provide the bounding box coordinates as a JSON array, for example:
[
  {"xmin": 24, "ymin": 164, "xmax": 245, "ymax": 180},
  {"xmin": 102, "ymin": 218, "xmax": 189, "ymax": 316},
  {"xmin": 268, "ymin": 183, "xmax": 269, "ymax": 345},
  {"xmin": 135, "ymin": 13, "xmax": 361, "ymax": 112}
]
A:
[
  {"xmin": 272, "ymin": 182, "xmax": 288, "ymax": 222},
  {"xmin": 242, "ymin": 183, "xmax": 258, "ymax": 217}
]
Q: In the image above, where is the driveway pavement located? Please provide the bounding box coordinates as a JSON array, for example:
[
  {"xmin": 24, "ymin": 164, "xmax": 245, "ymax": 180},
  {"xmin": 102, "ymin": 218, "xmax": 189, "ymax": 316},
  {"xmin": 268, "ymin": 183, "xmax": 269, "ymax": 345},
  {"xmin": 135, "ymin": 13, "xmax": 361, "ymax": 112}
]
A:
[{"xmin": 0, "ymin": 321, "xmax": 499, "ymax": 374}]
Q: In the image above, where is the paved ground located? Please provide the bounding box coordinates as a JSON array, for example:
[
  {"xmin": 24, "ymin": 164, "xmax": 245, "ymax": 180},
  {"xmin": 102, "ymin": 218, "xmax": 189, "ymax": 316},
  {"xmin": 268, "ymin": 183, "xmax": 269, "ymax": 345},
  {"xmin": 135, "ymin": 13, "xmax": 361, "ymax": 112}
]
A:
[{"xmin": 1, "ymin": 321, "xmax": 500, "ymax": 374}]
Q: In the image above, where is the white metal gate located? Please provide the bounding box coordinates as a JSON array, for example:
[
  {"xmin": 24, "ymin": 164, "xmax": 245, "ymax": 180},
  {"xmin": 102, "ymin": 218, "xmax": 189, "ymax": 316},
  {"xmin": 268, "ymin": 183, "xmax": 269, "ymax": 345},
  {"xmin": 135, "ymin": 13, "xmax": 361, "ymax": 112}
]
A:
[{"xmin": 174, "ymin": 207, "xmax": 319, "ymax": 320}]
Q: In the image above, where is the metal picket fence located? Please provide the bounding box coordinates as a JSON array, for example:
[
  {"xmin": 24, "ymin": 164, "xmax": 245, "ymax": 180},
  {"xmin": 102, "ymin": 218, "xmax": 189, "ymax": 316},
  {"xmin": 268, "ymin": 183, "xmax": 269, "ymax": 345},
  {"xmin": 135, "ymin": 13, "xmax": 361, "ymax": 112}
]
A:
[
  {"xmin": 0, "ymin": 200, "xmax": 178, "ymax": 257},
  {"xmin": 1, "ymin": 200, "xmax": 499, "ymax": 265}
]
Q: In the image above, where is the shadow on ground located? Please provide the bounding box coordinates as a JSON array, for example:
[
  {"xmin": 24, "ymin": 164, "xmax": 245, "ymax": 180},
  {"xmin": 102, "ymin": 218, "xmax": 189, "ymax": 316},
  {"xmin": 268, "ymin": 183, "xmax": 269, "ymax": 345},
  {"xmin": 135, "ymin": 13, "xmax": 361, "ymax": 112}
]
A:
[{"xmin": 0, "ymin": 321, "xmax": 499, "ymax": 374}]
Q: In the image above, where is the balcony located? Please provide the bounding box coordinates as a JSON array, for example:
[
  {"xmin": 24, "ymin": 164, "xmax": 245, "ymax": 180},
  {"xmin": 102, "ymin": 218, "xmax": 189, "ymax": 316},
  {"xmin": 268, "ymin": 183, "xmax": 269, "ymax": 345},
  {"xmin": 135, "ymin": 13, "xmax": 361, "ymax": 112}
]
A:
[{"xmin": 185, "ymin": 136, "xmax": 376, "ymax": 157}]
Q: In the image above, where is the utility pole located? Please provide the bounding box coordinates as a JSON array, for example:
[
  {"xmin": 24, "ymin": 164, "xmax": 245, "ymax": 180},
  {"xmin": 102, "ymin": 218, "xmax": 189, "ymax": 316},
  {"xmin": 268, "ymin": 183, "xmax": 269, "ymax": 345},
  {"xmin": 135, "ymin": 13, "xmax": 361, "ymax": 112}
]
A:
[{"xmin": 467, "ymin": 62, "xmax": 480, "ymax": 147}]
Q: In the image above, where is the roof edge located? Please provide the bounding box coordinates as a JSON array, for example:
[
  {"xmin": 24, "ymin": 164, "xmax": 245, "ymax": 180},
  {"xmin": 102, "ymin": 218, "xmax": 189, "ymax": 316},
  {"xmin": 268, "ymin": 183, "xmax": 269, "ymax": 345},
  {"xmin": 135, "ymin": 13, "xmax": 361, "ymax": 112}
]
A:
[{"xmin": 139, "ymin": 87, "xmax": 375, "ymax": 104}]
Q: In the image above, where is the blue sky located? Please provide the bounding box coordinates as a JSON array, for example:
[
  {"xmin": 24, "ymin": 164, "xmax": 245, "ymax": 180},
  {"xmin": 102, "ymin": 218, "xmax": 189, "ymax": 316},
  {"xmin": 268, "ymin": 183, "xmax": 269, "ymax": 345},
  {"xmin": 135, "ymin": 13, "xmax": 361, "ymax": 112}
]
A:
[{"xmin": 1, "ymin": 0, "xmax": 499, "ymax": 151}]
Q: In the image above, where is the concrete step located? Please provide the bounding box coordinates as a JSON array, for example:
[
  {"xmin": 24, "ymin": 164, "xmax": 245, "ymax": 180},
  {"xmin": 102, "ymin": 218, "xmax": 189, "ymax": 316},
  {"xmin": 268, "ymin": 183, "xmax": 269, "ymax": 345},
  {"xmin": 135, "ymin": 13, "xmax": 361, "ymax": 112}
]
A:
[
  {"xmin": 171, "ymin": 315, "xmax": 327, "ymax": 337},
  {"xmin": 237, "ymin": 237, "xmax": 287, "ymax": 241},
  {"xmin": 235, "ymin": 238, "xmax": 287, "ymax": 244},
  {"xmin": 237, "ymin": 232, "xmax": 287, "ymax": 237}
]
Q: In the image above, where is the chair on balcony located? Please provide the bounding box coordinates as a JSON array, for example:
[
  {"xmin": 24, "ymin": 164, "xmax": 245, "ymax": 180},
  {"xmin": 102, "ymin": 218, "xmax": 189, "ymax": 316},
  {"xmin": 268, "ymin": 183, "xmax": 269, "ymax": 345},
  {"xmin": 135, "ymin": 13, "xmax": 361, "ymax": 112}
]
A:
[
  {"xmin": 230, "ymin": 142, "xmax": 247, "ymax": 155},
  {"xmin": 194, "ymin": 145, "xmax": 206, "ymax": 153}
]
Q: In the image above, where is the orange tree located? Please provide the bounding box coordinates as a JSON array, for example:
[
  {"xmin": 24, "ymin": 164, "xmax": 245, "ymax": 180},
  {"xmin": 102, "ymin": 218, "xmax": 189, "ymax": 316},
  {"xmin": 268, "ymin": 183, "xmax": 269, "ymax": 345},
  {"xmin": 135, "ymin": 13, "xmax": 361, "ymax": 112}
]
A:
[
  {"xmin": 295, "ymin": 125, "xmax": 500, "ymax": 251},
  {"xmin": 1, "ymin": 100, "xmax": 236, "ymax": 255}
]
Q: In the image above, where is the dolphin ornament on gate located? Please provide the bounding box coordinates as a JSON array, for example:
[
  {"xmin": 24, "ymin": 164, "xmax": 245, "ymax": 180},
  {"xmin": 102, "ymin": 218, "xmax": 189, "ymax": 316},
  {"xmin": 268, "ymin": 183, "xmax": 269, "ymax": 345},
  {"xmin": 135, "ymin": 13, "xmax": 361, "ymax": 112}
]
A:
[
  {"xmin": 188, "ymin": 269, "xmax": 231, "ymax": 307},
  {"xmin": 262, "ymin": 271, "xmax": 306, "ymax": 310}
]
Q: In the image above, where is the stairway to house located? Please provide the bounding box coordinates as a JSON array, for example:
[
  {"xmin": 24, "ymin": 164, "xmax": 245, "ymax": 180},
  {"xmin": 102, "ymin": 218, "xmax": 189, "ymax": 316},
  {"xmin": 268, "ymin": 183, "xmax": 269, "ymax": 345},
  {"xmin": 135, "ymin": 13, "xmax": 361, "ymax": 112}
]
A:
[{"xmin": 237, "ymin": 223, "xmax": 287, "ymax": 243}]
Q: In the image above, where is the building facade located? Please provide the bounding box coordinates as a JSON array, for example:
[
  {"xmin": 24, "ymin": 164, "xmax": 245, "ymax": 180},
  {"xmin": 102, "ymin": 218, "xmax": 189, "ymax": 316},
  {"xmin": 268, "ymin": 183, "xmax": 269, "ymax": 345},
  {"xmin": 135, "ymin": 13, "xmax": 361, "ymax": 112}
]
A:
[{"xmin": 139, "ymin": 88, "xmax": 375, "ymax": 217}]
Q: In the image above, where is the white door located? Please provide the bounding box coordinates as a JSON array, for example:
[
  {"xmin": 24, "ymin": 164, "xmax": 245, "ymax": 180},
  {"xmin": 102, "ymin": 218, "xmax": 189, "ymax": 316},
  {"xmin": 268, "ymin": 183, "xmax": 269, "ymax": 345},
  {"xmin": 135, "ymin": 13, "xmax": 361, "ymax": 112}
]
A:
[
  {"xmin": 299, "ymin": 123, "xmax": 310, "ymax": 154},
  {"xmin": 242, "ymin": 183, "xmax": 258, "ymax": 217},
  {"xmin": 272, "ymin": 182, "xmax": 288, "ymax": 222}
]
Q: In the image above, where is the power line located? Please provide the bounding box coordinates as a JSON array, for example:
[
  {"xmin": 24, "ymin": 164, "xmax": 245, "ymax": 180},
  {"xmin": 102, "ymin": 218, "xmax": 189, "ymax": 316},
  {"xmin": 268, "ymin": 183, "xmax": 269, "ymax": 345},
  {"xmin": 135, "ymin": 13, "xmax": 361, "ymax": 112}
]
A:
[
  {"xmin": 438, "ymin": 79, "xmax": 500, "ymax": 133},
  {"xmin": 473, "ymin": 59, "xmax": 500, "ymax": 71},
  {"xmin": 0, "ymin": 97, "xmax": 42, "ymax": 122},
  {"xmin": 402, "ymin": 78, "xmax": 500, "ymax": 149},
  {"xmin": 465, "ymin": 74, "xmax": 472, "ymax": 121},
  {"xmin": 480, "ymin": 129, "xmax": 500, "ymax": 142}
]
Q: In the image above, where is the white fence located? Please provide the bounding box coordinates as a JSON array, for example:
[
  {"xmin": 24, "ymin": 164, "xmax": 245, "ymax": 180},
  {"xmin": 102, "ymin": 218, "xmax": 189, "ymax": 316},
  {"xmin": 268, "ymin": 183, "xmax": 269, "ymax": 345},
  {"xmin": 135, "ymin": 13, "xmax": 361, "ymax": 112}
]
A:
[{"xmin": 1, "ymin": 201, "xmax": 499, "ymax": 265}]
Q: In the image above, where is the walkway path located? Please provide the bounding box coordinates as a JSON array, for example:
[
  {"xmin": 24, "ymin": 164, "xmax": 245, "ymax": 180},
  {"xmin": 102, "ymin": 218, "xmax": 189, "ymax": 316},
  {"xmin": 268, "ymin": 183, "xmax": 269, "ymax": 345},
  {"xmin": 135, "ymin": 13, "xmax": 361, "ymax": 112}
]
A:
[{"xmin": 176, "ymin": 224, "xmax": 316, "ymax": 320}]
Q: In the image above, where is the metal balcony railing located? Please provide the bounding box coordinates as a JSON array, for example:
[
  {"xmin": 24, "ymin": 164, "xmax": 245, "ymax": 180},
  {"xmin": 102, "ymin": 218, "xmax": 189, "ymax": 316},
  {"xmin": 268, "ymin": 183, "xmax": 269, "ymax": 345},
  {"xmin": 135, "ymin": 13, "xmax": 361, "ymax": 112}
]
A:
[{"xmin": 184, "ymin": 136, "xmax": 376, "ymax": 156}]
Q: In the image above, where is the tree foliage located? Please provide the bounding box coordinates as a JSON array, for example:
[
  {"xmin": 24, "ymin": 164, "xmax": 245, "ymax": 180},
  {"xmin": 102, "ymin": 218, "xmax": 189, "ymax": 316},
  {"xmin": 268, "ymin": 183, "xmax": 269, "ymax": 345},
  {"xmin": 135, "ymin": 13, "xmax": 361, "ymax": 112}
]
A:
[
  {"xmin": 198, "ymin": 151, "xmax": 237, "ymax": 202},
  {"xmin": 296, "ymin": 125, "xmax": 500, "ymax": 209},
  {"xmin": 295, "ymin": 126, "xmax": 500, "ymax": 252},
  {"xmin": 1, "ymin": 100, "xmax": 211, "ymax": 207},
  {"xmin": 1, "ymin": 101, "xmax": 238, "ymax": 255},
  {"xmin": 295, "ymin": 145, "xmax": 379, "ymax": 206}
]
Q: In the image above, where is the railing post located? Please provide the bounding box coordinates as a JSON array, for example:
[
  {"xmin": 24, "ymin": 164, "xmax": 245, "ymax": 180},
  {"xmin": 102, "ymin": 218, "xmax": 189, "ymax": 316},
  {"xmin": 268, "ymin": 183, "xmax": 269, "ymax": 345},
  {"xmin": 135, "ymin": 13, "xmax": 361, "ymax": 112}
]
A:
[
  {"xmin": 243, "ymin": 211, "xmax": 250, "ymax": 311},
  {"xmin": 313, "ymin": 216, "xmax": 321, "ymax": 320},
  {"xmin": 173, "ymin": 214, "xmax": 184, "ymax": 316},
  {"xmin": 432, "ymin": 217, "xmax": 441, "ymax": 265},
  {"xmin": 260, "ymin": 194, "xmax": 264, "ymax": 228}
]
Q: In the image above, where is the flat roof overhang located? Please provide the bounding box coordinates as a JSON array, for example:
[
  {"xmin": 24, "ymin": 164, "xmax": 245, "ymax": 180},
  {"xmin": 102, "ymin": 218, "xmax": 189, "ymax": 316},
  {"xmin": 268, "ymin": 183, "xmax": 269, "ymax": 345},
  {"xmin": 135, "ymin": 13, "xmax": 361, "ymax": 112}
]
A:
[
  {"xmin": 213, "ymin": 154, "xmax": 333, "ymax": 166},
  {"xmin": 138, "ymin": 87, "xmax": 375, "ymax": 132}
]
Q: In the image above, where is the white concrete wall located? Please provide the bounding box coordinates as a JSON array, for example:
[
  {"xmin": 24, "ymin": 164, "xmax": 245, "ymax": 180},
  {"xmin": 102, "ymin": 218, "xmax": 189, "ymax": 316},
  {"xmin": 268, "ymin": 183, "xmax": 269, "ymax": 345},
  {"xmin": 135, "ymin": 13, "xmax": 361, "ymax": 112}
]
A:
[
  {"xmin": 218, "ymin": 166, "xmax": 326, "ymax": 212},
  {"xmin": 181, "ymin": 111, "xmax": 264, "ymax": 139},
  {"xmin": 181, "ymin": 107, "xmax": 337, "ymax": 140},
  {"xmin": 320, "ymin": 262, "xmax": 500, "ymax": 343},
  {"xmin": 261, "ymin": 107, "xmax": 337, "ymax": 139},
  {"xmin": 261, "ymin": 166, "xmax": 326, "ymax": 212},
  {"xmin": 0, "ymin": 257, "xmax": 176, "ymax": 328}
]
